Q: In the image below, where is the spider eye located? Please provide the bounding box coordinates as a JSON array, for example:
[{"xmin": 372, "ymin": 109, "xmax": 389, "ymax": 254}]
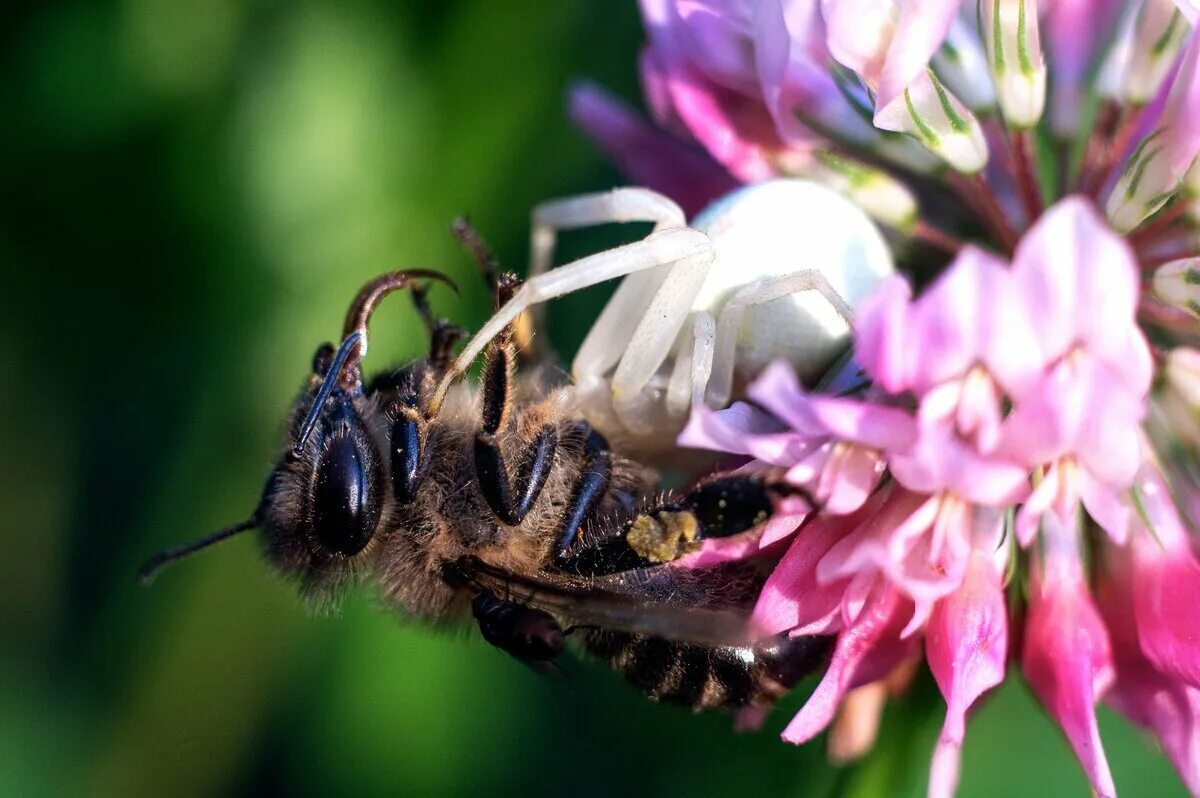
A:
[{"xmin": 311, "ymin": 430, "xmax": 380, "ymax": 556}]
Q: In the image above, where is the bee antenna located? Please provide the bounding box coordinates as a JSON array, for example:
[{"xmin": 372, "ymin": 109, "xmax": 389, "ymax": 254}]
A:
[
  {"xmin": 138, "ymin": 515, "xmax": 260, "ymax": 584},
  {"xmin": 342, "ymin": 269, "xmax": 459, "ymax": 361},
  {"xmin": 294, "ymin": 271, "xmax": 459, "ymax": 457},
  {"xmin": 292, "ymin": 330, "xmax": 362, "ymax": 456}
]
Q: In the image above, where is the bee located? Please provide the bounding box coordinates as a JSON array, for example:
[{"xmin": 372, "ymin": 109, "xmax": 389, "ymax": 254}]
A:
[{"xmin": 141, "ymin": 225, "xmax": 832, "ymax": 713}]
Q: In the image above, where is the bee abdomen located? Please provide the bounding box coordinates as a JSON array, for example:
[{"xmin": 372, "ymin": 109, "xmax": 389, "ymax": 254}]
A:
[{"xmin": 582, "ymin": 631, "xmax": 832, "ymax": 712}]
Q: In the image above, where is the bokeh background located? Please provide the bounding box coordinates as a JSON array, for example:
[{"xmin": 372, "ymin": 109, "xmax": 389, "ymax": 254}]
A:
[{"xmin": 0, "ymin": 2, "xmax": 1190, "ymax": 796}]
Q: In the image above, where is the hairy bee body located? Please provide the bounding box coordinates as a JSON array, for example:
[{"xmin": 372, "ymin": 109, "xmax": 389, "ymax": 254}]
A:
[
  {"xmin": 344, "ymin": 362, "xmax": 823, "ymax": 711},
  {"xmin": 584, "ymin": 631, "xmax": 831, "ymax": 711},
  {"xmin": 145, "ymin": 266, "xmax": 830, "ymax": 716},
  {"xmin": 365, "ymin": 362, "xmax": 654, "ymax": 621}
]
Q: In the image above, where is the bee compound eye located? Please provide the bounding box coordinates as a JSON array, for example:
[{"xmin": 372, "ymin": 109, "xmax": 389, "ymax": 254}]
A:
[{"xmin": 311, "ymin": 432, "xmax": 381, "ymax": 556}]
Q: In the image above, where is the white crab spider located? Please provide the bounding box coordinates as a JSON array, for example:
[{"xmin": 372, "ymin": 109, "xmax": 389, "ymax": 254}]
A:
[{"xmin": 433, "ymin": 179, "xmax": 894, "ymax": 451}]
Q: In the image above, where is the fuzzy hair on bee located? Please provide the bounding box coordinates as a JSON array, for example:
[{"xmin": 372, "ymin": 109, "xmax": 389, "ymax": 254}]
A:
[{"xmin": 140, "ymin": 223, "xmax": 833, "ymax": 714}]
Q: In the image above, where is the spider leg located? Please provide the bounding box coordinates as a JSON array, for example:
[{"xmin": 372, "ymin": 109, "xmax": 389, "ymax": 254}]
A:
[
  {"xmin": 529, "ymin": 187, "xmax": 685, "ymax": 278},
  {"xmin": 527, "ymin": 189, "xmax": 691, "ymax": 386},
  {"xmin": 603, "ymin": 240, "xmax": 716, "ymax": 434},
  {"xmin": 705, "ymin": 270, "xmax": 854, "ymax": 409},
  {"xmin": 665, "ymin": 312, "xmax": 716, "ymax": 422},
  {"xmin": 429, "ymin": 226, "xmax": 713, "ymax": 417}
]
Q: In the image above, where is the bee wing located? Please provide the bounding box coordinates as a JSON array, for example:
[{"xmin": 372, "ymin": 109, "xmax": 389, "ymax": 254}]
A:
[{"xmin": 455, "ymin": 556, "xmax": 760, "ymax": 648}]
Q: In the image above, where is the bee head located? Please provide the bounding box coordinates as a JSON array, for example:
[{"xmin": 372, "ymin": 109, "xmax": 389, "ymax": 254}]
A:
[
  {"xmin": 257, "ymin": 333, "xmax": 386, "ymax": 584},
  {"xmin": 138, "ymin": 270, "xmax": 455, "ymax": 587}
]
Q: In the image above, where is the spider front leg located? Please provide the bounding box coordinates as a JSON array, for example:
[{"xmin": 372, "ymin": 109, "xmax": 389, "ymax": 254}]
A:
[
  {"xmin": 428, "ymin": 225, "xmax": 714, "ymax": 417},
  {"xmin": 704, "ymin": 270, "xmax": 855, "ymax": 409},
  {"xmin": 472, "ymin": 328, "xmax": 559, "ymax": 526},
  {"xmin": 529, "ymin": 187, "xmax": 686, "ymax": 279}
]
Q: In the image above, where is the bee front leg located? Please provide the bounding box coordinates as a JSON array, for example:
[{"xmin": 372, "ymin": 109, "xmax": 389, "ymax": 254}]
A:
[
  {"xmin": 559, "ymin": 473, "xmax": 816, "ymax": 576},
  {"xmin": 473, "ymin": 336, "xmax": 559, "ymax": 525}
]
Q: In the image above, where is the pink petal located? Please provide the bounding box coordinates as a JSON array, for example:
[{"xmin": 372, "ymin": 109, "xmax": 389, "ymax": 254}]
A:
[
  {"xmin": 954, "ymin": 369, "xmax": 1004, "ymax": 454},
  {"xmin": 1045, "ymin": 0, "xmax": 1125, "ymax": 134},
  {"xmin": 1078, "ymin": 469, "xmax": 1133, "ymax": 545},
  {"xmin": 819, "ymin": 0, "xmax": 895, "ymax": 81},
  {"xmin": 750, "ymin": 513, "xmax": 851, "ymax": 636},
  {"xmin": 1022, "ymin": 519, "xmax": 1117, "ymax": 798},
  {"xmin": 674, "ymin": 532, "xmax": 771, "ymax": 569},
  {"xmin": 854, "ymin": 275, "xmax": 914, "ymax": 393},
  {"xmin": 1159, "ymin": 31, "xmax": 1200, "ymax": 176},
  {"xmin": 999, "ymin": 359, "xmax": 1087, "ymax": 466},
  {"xmin": 670, "ymin": 0, "xmax": 759, "ymax": 94},
  {"xmin": 679, "ymin": 402, "xmax": 766, "ymax": 453},
  {"xmin": 1132, "ymin": 528, "xmax": 1200, "ymax": 689},
  {"xmin": 816, "ymin": 489, "xmax": 976, "ymax": 614},
  {"xmin": 1099, "ymin": 542, "xmax": 1200, "ymax": 794},
  {"xmin": 1009, "ymin": 197, "xmax": 1150, "ymax": 394},
  {"xmin": 758, "ymin": 511, "xmax": 807, "ymax": 548},
  {"xmin": 1108, "ymin": 650, "xmax": 1200, "ymax": 795},
  {"xmin": 925, "ymin": 548, "xmax": 1009, "ymax": 798},
  {"xmin": 568, "ymin": 80, "xmax": 740, "ymax": 217},
  {"xmin": 744, "ymin": 432, "xmax": 823, "ymax": 466},
  {"xmin": 1073, "ymin": 358, "xmax": 1145, "ymax": 487},
  {"xmin": 660, "ymin": 59, "xmax": 782, "ymax": 183},
  {"xmin": 1015, "ymin": 464, "xmax": 1060, "ymax": 547},
  {"xmin": 1000, "ymin": 351, "xmax": 1145, "ymax": 487},
  {"xmin": 816, "ymin": 489, "xmax": 936, "ymax": 585},
  {"xmin": 889, "ymin": 413, "xmax": 1030, "ymax": 506},
  {"xmin": 753, "ymin": 0, "xmax": 870, "ymax": 149},
  {"xmin": 808, "ymin": 394, "xmax": 919, "ymax": 452},
  {"xmin": 781, "ymin": 582, "xmax": 915, "ymax": 744},
  {"xmin": 874, "ymin": 0, "xmax": 961, "ymax": 115},
  {"xmin": 909, "ymin": 245, "xmax": 1041, "ymax": 397},
  {"xmin": 928, "ymin": 736, "xmax": 965, "ymax": 798},
  {"xmin": 639, "ymin": 0, "xmax": 788, "ymax": 183},
  {"xmin": 745, "ymin": 359, "xmax": 824, "ymax": 434},
  {"xmin": 820, "ymin": 446, "xmax": 887, "ymax": 515}
]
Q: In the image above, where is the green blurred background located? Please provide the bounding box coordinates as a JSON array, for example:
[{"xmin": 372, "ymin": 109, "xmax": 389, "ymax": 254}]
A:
[{"xmin": 0, "ymin": 2, "xmax": 1188, "ymax": 795}]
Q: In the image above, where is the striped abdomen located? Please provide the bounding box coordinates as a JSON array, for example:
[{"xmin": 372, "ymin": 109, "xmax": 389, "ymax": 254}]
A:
[{"xmin": 582, "ymin": 630, "xmax": 833, "ymax": 711}]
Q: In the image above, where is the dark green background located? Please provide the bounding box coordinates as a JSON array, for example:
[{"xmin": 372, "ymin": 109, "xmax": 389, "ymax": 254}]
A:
[{"xmin": 0, "ymin": 2, "xmax": 1186, "ymax": 795}]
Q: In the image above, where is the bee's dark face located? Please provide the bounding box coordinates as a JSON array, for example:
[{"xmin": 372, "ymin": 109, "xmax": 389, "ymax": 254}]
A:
[{"xmin": 259, "ymin": 353, "xmax": 387, "ymax": 585}]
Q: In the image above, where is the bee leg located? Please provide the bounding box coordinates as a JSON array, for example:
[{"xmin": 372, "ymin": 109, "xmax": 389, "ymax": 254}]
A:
[
  {"xmin": 452, "ymin": 216, "xmax": 543, "ymax": 364},
  {"xmin": 560, "ymin": 473, "xmax": 815, "ymax": 576},
  {"xmin": 472, "ymin": 589, "xmax": 565, "ymax": 664},
  {"xmin": 473, "ymin": 337, "xmax": 559, "ymax": 525},
  {"xmin": 553, "ymin": 422, "xmax": 612, "ymax": 560},
  {"xmin": 408, "ymin": 282, "xmax": 466, "ymax": 374}
]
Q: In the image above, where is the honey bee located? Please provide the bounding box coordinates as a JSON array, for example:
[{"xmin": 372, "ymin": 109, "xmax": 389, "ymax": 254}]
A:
[{"xmin": 141, "ymin": 225, "xmax": 831, "ymax": 712}]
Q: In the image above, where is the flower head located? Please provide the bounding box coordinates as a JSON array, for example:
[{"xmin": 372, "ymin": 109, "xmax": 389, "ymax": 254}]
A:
[{"xmin": 576, "ymin": 1, "xmax": 1200, "ymax": 794}]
